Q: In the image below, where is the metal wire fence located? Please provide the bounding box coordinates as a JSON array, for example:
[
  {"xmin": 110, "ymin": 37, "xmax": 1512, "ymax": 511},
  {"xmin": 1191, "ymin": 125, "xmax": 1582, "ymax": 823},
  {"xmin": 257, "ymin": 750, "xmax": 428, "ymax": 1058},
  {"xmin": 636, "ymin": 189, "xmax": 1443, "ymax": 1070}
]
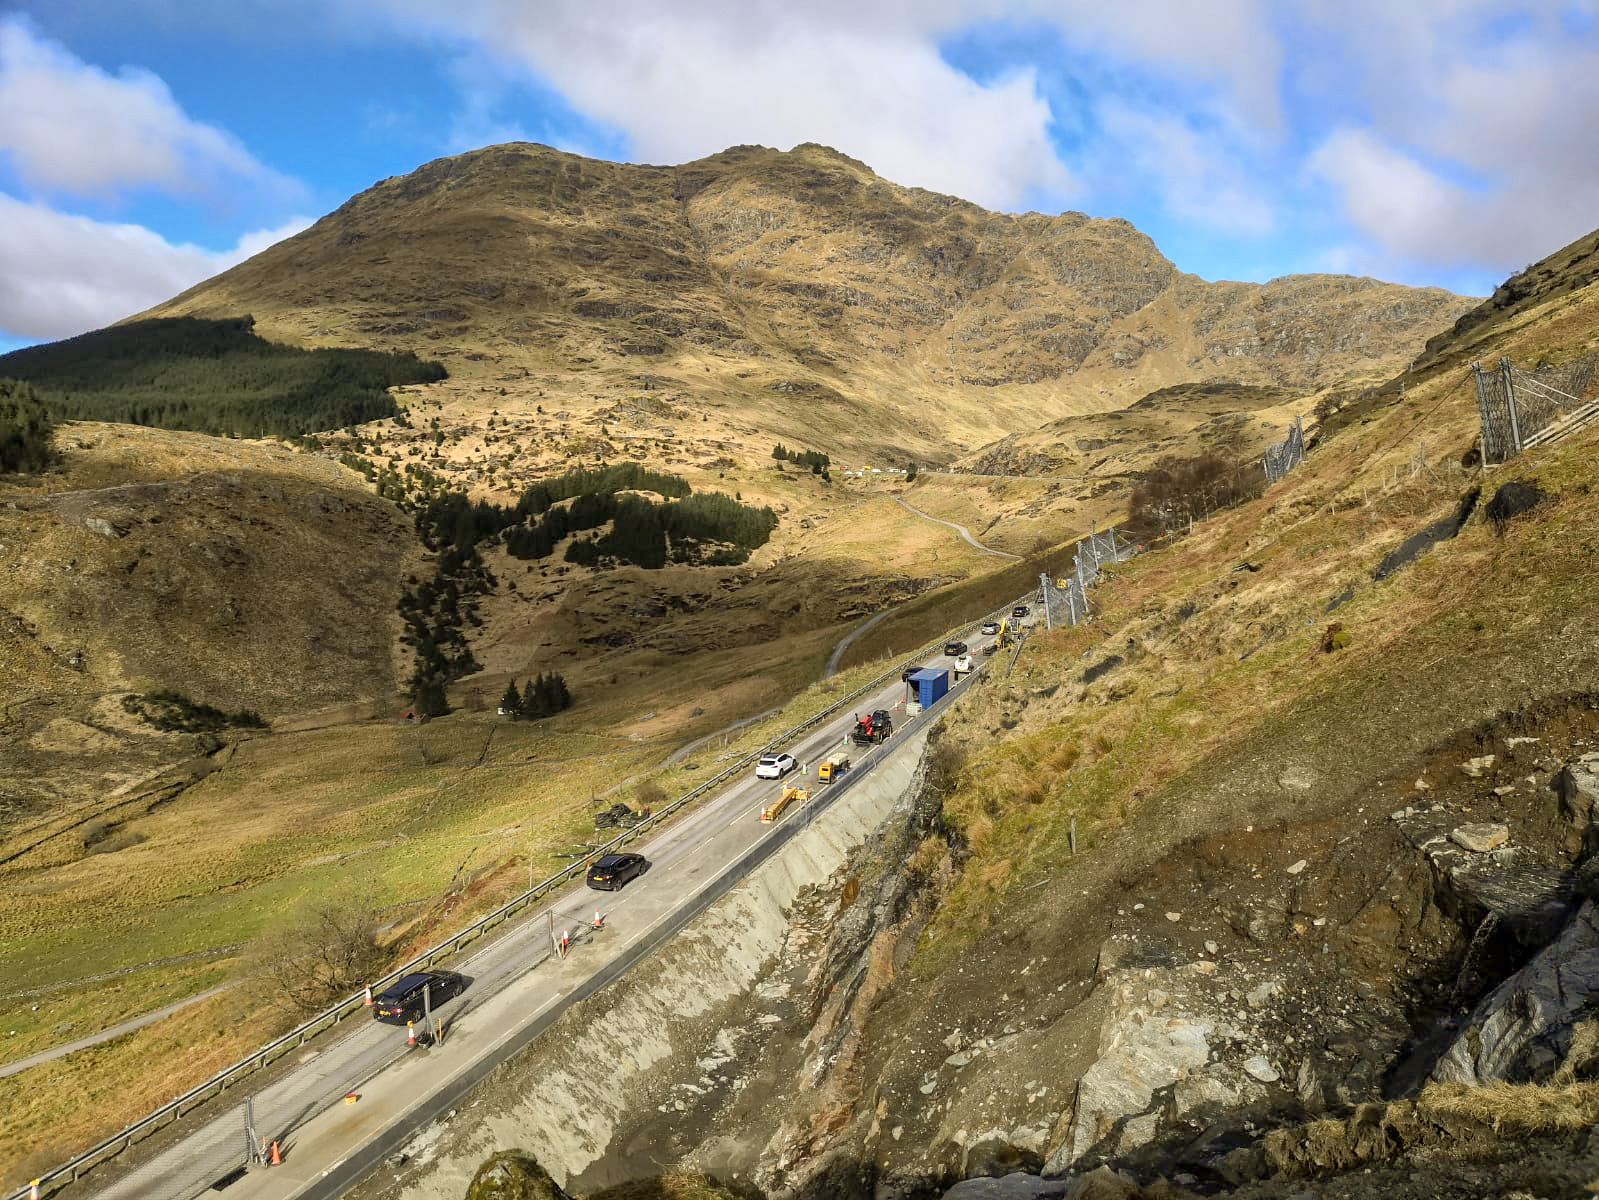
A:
[
  {"xmin": 1034, "ymin": 527, "xmax": 1139, "ymax": 630},
  {"xmin": 1473, "ymin": 354, "xmax": 1599, "ymax": 464},
  {"xmin": 1263, "ymin": 415, "xmax": 1305, "ymax": 483}
]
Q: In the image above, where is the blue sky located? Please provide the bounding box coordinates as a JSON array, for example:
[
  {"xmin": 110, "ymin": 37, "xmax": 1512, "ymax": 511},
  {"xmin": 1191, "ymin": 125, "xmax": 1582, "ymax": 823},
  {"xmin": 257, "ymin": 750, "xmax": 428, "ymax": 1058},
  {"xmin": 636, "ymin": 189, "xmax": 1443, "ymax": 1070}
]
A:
[{"xmin": 4, "ymin": 1, "xmax": 1598, "ymax": 350}]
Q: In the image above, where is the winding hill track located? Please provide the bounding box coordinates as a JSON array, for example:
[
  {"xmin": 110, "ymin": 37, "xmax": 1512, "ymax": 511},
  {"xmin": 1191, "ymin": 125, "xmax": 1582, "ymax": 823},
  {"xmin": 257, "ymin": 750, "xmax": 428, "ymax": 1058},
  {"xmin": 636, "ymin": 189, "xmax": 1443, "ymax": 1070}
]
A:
[{"xmin": 892, "ymin": 495, "xmax": 1022, "ymax": 559}]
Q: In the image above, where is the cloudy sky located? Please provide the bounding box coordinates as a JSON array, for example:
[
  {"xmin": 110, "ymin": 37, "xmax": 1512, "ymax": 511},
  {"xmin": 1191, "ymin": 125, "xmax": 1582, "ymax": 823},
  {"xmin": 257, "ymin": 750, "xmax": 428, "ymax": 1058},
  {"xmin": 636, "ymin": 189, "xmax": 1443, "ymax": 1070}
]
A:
[{"xmin": 3, "ymin": 1, "xmax": 1597, "ymax": 350}]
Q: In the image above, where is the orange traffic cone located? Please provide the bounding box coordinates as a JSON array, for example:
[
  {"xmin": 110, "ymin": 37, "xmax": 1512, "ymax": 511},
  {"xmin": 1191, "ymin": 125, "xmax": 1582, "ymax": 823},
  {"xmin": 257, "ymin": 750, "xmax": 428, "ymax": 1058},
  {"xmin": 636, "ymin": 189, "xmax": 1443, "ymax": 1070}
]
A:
[
  {"xmin": 592, "ymin": 909, "xmax": 604, "ymax": 929},
  {"xmin": 363, "ymin": 985, "xmax": 373, "ymax": 1007},
  {"xmin": 269, "ymin": 1140, "xmax": 282, "ymax": 1166},
  {"xmin": 406, "ymin": 1020, "xmax": 417, "ymax": 1047},
  {"xmin": 560, "ymin": 929, "xmax": 570, "ymax": 956},
  {"xmin": 30, "ymin": 1180, "xmax": 40, "ymax": 1200}
]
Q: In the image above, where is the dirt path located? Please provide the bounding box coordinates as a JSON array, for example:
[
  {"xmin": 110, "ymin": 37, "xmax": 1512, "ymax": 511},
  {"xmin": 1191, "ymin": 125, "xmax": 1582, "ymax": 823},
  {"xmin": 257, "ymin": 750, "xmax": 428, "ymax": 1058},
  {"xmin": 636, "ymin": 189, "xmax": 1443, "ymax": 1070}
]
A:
[
  {"xmin": 891, "ymin": 495, "xmax": 1022, "ymax": 559},
  {"xmin": 823, "ymin": 608, "xmax": 898, "ymax": 678},
  {"xmin": 659, "ymin": 708, "xmax": 782, "ymax": 768},
  {"xmin": 0, "ymin": 983, "xmax": 233, "ymax": 1079}
]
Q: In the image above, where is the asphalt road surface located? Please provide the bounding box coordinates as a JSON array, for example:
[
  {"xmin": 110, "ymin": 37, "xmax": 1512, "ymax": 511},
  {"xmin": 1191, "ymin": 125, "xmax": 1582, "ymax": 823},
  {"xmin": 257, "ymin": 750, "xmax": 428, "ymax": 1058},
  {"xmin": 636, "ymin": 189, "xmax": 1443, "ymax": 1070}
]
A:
[{"xmin": 80, "ymin": 628, "xmax": 997, "ymax": 1200}]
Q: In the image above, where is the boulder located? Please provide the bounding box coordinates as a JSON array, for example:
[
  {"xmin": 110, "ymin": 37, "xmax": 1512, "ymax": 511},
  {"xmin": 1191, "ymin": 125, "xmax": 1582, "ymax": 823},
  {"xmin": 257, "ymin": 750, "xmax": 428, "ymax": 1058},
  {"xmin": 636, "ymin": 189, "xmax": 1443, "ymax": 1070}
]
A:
[
  {"xmin": 1450, "ymin": 822, "xmax": 1509, "ymax": 852},
  {"xmin": 1460, "ymin": 755, "xmax": 1496, "ymax": 778},
  {"xmin": 1433, "ymin": 901, "xmax": 1599, "ymax": 1084}
]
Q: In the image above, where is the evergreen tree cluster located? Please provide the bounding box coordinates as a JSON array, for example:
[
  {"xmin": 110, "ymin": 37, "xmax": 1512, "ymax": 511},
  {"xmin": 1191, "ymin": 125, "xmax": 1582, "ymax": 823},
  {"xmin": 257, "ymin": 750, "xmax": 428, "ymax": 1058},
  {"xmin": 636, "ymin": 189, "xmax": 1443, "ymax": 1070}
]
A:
[
  {"xmin": 0, "ymin": 316, "xmax": 446, "ymax": 438},
  {"xmin": 399, "ymin": 544, "xmax": 496, "ymax": 717},
  {"xmin": 0, "ymin": 378, "xmax": 56, "ymax": 473},
  {"xmin": 497, "ymin": 673, "xmax": 573, "ymax": 720},
  {"xmin": 413, "ymin": 466, "xmax": 778, "ymax": 572},
  {"xmin": 772, "ymin": 443, "xmax": 830, "ymax": 473}
]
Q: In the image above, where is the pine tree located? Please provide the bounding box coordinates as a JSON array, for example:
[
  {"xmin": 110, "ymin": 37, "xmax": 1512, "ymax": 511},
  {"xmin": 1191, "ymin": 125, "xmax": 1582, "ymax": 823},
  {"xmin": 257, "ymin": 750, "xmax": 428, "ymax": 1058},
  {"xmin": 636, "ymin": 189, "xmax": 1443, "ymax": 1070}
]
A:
[
  {"xmin": 499, "ymin": 681, "xmax": 522, "ymax": 717},
  {"xmin": 522, "ymin": 678, "xmax": 547, "ymax": 719}
]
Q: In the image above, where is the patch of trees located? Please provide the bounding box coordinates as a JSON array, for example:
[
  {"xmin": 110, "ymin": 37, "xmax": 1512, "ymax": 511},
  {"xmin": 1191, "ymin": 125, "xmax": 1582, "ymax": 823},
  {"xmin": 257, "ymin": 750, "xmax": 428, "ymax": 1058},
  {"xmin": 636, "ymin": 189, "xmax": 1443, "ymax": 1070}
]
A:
[
  {"xmin": 398, "ymin": 466, "xmax": 775, "ymax": 713},
  {"xmin": 414, "ymin": 465, "xmax": 777, "ymax": 571},
  {"xmin": 121, "ymin": 690, "xmax": 267, "ymax": 732},
  {"xmin": 0, "ymin": 316, "xmax": 446, "ymax": 438},
  {"xmin": 1126, "ymin": 453, "xmax": 1264, "ymax": 538},
  {"xmin": 772, "ymin": 443, "xmax": 830, "ymax": 473},
  {"xmin": 0, "ymin": 378, "xmax": 55, "ymax": 473},
  {"xmin": 498, "ymin": 673, "xmax": 573, "ymax": 720},
  {"xmin": 400, "ymin": 544, "xmax": 496, "ymax": 718}
]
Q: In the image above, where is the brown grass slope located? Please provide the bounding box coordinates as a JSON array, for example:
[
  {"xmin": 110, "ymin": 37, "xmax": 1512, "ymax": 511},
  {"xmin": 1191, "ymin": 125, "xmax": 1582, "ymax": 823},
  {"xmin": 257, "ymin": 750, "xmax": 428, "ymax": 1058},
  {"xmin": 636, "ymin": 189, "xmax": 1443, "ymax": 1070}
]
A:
[
  {"xmin": 142, "ymin": 141, "xmax": 1474, "ymax": 463},
  {"xmin": 741, "ymin": 219, "xmax": 1599, "ymax": 1192},
  {"xmin": 0, "ymin": 423, "xmax": 413, "ymax": 821}
]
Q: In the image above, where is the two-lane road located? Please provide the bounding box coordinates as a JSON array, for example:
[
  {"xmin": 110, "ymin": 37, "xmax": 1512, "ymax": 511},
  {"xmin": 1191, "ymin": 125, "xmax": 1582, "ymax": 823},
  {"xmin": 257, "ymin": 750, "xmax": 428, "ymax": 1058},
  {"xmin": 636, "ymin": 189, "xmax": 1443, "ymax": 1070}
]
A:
[{"xmin": 82, "ymin": 627, "xmax": 999, "ymax": 1200}]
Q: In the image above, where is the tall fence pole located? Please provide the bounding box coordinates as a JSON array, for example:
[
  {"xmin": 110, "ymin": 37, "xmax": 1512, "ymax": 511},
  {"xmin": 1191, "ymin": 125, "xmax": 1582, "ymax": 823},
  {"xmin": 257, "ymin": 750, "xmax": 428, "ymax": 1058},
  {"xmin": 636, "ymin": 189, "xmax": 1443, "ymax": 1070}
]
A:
[
  {"xmin": 1040, "ymin": 572, "xmax": 1053, "ymax": 630},
  {"xmin": 1501, "ymin": 357, "xmax": 1523, "ymax": 454}
]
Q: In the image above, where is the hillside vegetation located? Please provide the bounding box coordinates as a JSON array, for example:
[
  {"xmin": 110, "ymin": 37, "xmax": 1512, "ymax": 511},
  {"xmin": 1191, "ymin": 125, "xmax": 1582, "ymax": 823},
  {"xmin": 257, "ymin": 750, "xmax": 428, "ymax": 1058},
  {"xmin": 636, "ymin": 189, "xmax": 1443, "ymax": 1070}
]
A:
[{"xmin": 0, "ymin": 315, "xmax": 446, "ymax": 437}]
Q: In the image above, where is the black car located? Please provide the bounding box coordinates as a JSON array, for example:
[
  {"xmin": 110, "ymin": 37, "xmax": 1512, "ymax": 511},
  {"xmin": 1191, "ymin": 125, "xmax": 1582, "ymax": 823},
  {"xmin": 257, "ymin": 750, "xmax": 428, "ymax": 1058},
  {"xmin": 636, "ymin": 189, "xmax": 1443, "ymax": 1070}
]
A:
[
  {"xmin": 1012, "ymin": 604, "xmax": 1030, "ymax": 618},
  {"xmin": 372, "ymin": 969, "xmax": 466, "ymax": 1024},
  {"xmin": 587, "ymin": 852, "xmax": 648, "ymax": 891},
  {"xmin": 944, "ymin": 640, "xmax": 968, "ymax": 657},
  {"xmin": 901, "ymin": 663, "xmax": 927, "ymax": 682}
]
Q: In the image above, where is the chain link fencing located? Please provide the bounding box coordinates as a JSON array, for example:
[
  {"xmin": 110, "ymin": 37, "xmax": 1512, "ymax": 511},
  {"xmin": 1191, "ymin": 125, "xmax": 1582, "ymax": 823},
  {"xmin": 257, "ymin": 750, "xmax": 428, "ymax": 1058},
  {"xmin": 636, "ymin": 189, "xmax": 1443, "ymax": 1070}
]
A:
[
  {"xmin": 1262, "ymin": 415, "xmax": 1305, "ymax": 483},
  {"xmin": 1473, "ymin": 354, "xmax": 1599, "ymax": 464}
]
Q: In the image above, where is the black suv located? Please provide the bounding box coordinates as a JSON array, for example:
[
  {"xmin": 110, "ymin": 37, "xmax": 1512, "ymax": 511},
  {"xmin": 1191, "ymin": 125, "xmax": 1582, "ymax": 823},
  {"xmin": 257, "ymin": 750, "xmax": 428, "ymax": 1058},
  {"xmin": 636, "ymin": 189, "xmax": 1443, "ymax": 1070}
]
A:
[
  {"xmin": 587, "ymin": 852, "xmax": 648, "ymax": 891},
  {"xmin": 1012, "ymin": 604, "xmax": 1030, "ymax": 618},
  {"xmin": 372, "ymin": 970, "xmax": 466, "ymax": 1024},
  {"xmin": 943, "ymin": 641, "xmax": 968, "ymax": 657},
  {"xmin": 901, "ymin": 664, "xmax": 927, "ymax": 682}
]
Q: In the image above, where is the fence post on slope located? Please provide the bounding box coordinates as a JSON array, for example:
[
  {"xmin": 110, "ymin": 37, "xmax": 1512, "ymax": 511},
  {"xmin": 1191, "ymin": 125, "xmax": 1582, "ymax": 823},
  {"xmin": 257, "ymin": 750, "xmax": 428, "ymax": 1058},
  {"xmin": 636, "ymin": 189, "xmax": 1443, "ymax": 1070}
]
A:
[
  {"xmin": 1500, "ymin": 357, "xmax": 1523, "ymax": 454},
  {"xmin": 1040, "ymin": 572, "xmax": 1053, "ymax": 631}
]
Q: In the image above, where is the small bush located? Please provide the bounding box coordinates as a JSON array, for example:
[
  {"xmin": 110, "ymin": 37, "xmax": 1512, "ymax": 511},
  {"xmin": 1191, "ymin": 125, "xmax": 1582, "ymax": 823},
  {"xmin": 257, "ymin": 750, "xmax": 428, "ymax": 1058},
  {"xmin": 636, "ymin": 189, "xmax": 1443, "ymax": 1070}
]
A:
[{"xmin": 1127, "ymin": 452, "xmax": 1264, "ymax": 538}]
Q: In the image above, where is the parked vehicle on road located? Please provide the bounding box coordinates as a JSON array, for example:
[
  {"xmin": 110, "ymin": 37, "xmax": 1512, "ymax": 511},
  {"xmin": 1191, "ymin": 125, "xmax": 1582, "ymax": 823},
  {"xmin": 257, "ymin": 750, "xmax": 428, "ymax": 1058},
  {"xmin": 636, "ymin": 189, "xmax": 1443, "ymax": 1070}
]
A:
[
  {"xmin": 943, "ymin": 640, "xmax": 968, "ymax": 657},
  {"xmin": 1012, "ymin": 604, "xmax": 1030, "ymax": 619},
  {"xmin": 901, "ymin": 663, "xmax": 927, "ymax": 682},
  {"xmin": 586, "ymin": 852, "xmax": 649, "ymax": 891},
  {"xmin": 755, "ymin": 753, "xmax": 798, "ymax": 779},
  {"xmin": 852, "ymin": 710, "xmax": 893, "ymax": 745},
  {"xmin": 818, "ymin": 757, "xmax": 850, "ymax": 783},
  {"xmin": 980, "ymin": 620, "xmax": 1000, "ymax": 636},
  {"xmin": 372, "ymin": 970, "xmax": 467, "ymax": 1024},
  {"xmin": 953, "ymin": 654, "xmax": 973, "ymax": 676}
]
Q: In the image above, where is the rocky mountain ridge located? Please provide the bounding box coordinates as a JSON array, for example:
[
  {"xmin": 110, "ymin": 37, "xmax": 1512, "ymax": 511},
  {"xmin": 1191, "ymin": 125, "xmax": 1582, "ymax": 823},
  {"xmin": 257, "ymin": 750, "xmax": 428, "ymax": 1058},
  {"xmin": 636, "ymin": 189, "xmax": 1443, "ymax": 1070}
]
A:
[{"xmin": 145, "ymin": 141, "xmax": 1474, "ymax": 461}]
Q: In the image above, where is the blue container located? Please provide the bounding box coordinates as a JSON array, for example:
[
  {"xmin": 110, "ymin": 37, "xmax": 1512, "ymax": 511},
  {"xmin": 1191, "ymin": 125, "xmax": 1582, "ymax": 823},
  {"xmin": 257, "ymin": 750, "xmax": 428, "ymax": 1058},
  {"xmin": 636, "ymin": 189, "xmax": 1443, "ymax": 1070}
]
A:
[{"xmin": 908, "ymin": 668, "xmax": 950, "ymax": 709}]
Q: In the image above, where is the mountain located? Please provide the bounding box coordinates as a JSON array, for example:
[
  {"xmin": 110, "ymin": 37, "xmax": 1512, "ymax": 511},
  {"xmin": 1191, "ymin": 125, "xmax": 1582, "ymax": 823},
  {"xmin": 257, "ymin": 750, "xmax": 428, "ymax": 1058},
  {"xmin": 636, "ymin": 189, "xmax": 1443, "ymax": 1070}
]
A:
[{"xmin": 142, "ymin": 141, "xmax": 1475, "ymax": 462}]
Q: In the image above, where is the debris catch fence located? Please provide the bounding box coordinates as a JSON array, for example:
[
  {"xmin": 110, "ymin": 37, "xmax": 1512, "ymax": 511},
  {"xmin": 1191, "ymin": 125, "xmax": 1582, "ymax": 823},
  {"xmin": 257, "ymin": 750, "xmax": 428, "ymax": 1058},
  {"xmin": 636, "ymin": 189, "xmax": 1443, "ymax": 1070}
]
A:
[
  {"xmin": 1262, "ymin": 415, "xmax": 1305, "ymax": 483},
  {"xmin": 1037, "ymin": 526, "xmax": 1138, "ymax": 630},
  {"xmin": 1473, "ymin": 354, "xmax": 1599, "ymax": 464}
]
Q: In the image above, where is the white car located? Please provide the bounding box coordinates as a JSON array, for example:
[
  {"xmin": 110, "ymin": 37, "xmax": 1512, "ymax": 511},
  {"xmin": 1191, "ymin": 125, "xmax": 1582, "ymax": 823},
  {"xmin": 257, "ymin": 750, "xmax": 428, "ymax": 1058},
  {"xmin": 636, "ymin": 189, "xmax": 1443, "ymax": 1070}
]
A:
[
  {"xmin": 953, "ymin": 654, "xmax": 973, "ymax": 676},
  {"xmin": 755, "ymin": 753, "xmax": 798, "ymax": 779}
]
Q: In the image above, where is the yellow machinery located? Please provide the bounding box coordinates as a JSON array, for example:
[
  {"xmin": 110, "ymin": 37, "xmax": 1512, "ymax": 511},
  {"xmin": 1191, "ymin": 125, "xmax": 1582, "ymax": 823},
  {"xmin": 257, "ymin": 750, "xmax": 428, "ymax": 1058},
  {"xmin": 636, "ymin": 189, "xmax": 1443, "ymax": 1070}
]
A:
[
  {"xmin": 760, "ymin": 785, "xmax": 808, "ymax": 822},
  {"xmin": 818, "ymin": 757, "xmax": 850, "ymax": 783}
]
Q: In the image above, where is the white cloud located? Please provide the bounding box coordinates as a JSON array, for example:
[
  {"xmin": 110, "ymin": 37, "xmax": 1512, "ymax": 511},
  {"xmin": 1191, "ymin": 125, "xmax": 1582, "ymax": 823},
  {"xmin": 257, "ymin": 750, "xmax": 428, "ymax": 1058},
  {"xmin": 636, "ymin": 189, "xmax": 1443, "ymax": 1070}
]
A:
[
  {"xmin": 1094, "ymin": 101, "xmax": 1275, "ymax": 238},
  {"xmin": 375, "ymin": 0, "xmax": 1072, "ymax": 210},
  {"xmin": 0, "ymin": 16, "xmax": 296, "ymax": 200},
  {"xmin": 0, "ymin": 194, "xmax": 310, "ymax": 341}
]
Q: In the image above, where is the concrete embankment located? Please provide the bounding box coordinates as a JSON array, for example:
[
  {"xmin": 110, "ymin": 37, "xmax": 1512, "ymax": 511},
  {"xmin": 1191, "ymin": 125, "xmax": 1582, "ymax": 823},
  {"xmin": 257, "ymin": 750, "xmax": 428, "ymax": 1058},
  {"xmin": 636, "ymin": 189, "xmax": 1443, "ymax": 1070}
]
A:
[{"xmin": 355, "ymin": 728, "xmax": 933, "ymax": 1199}]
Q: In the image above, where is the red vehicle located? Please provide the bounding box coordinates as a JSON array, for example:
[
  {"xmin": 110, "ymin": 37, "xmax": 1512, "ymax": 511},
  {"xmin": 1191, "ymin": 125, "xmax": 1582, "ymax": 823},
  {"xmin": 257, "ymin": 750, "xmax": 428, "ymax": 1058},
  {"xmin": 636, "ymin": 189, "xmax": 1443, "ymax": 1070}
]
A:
[{"xmin": 851, "ymin": 709, "xmax": 893, "ymax": 746}]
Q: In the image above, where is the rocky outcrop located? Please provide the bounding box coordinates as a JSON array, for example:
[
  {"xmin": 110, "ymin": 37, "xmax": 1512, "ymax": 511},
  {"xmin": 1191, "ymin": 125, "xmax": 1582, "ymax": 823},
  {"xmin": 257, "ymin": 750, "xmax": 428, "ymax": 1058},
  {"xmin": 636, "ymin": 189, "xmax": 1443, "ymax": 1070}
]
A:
[
  {"xmin": 1559, "ymin": 752, "xmax": 1599, "ymax": 858},
  {"xmin": 1433, "ymin": 900, "xmax": 1599, "ymax": 1085}
]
